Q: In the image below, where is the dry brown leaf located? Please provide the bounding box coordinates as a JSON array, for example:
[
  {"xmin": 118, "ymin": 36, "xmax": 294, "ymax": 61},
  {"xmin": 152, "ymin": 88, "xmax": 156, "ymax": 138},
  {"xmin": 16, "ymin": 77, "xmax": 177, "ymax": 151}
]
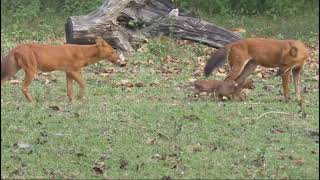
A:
[
  {"xmin": 146, "ymin": 138, "xmax": 156, "ymax": 145},
  {"xmin": 255, "ymin": 66, "xmax": 263, "ymax": 73},
  {"xmin": 217, "ymin": 68, "xmax": 226, "ymax": 73},
  {"xmin": 256, "ymin": 72, "xmax": 263, "ymax": 79},
  {"xmin": 293, "ymin": 158, "xmax": 305, "ymax": 166},
  {"xmin": 161, "ymin": 176, "xmax": 172, "ymax": 180},
  {"xmin": 193, "ymin": 69, "xmax": 202, "ymax": 76},
  {"xmin": 311, "ymin": 150, "xmax": 318, "ymax": 154},
  {"xmin": 215, "ymin": 71, "xmax": 227, "ymax": 78},
  {"xmin": 199, "ymin": 92, "xmax": 208, "ymax": 96},
  {"xmin": 48, "ymin": 105, "xmax": 62, "ymax": 111},
  {"xmin": 137, "ymin": 44, "xmax": 148, "ymax": 52},
  {"xmin": 92, "ymin": 162, "xmax": 105, "ymax": 176},
  {"xmin": 9, "ymin": 79, "xmax": 20, "ymax": 84},
  {"xmin": 277, "ymin": 154, "xmax": 285, "ymax": 160},
  {"xmin": 14, "ymin": 142, "xmax": 32, "ymax": 149},
  {"xmin": 119, "ymin": 159, "xmax": 128, "ymax": 170},
  {"xmin": 100, "ymin": 73, "xmax": 111, "ymax": 77},
  {"xmin": 272, "ymin": 128, "xmax": 286, "ymax": 134},
  {"xmin": 231, "ymin": 28, "xmax": 246, "ymax": 33},
  {"xmin": 149, "ymin": 82, "xmax": 160, "ymax": 87},
  {"xmin": 135, "ymin": 82, "xmax": 145, "ymax": 87},
  {"xmin": 242, "ymin": 89, "xmax": 252, "ymax": 96},
  {"xmin": 312, "ymin": 75, "xmax": 319, "ymax": 81},
  {"xmin": 117, "ymin": 79, "xmax": 134, "ymax": 88},
  {"xmin": 176, "ymin": 39, "xmax": 192, "ymax": 46},
  {"xmin": 151, "ymin": 154, "xmax": 166, "ymax": 161},
  {"xmin": 40, "ymin": 72, "xmax": 50, "ymax": 76},
  {"xmin": 192, "ymin": 143, "xmax": 202, "ymax": 153},
  {"xmin": 187, "ymin": 78, "xmax": 197, "ymax": 83},
  {"xmin": 45, "ymin": 79, "xmax": 51, "ymax": 85}
]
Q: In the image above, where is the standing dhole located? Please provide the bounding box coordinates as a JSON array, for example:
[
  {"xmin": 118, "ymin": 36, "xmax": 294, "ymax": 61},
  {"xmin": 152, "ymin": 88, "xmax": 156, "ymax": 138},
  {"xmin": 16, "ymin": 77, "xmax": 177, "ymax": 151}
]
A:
[
  {"xmin": 204, "ymin": 38, "xmax": 309, "ymax": 101},
  {"xmin": 1, "ymin": 37, "xmax": 126, "ymax": 102}
]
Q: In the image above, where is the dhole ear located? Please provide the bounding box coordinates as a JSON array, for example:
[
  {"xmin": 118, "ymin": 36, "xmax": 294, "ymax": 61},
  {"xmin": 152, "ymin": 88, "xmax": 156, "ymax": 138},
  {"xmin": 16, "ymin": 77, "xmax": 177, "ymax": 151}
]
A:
[{"xmin": 289, "ymin": 46, "xmax": 298, "ymax": 57}]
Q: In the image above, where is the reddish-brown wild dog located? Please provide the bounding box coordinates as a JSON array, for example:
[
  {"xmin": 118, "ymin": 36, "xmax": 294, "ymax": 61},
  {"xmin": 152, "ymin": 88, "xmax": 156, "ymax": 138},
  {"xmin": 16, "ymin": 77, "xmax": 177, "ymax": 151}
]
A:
[
  {"xmin": 1, "ymin": 37, "xmax": 126, "ymax": 102},
  {"xmin": 194, "ymin": 80, "xmax": 245, "ymax": 100},
  {"xmin": 195, "ymin": 60, "xmax": 257, "ymax": 101},
  {"xmin": 204, "ymin": 38, "xmax": 309, "ymax": 101}
]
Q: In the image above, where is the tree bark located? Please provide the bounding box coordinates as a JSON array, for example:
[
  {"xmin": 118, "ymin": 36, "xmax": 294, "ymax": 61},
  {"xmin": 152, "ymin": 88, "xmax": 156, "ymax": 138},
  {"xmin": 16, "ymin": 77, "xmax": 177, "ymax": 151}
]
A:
[{"xmin": 65, "ymin": 0, "xmax": 241, "ymax": 54}]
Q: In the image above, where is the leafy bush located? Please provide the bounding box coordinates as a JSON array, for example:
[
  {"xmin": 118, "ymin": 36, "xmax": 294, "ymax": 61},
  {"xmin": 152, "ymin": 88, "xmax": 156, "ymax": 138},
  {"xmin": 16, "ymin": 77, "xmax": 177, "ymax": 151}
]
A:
[
  {"xmin": 1, "ymin": 0, "xmax": 41, "ymax": 19},
  {"xmin": 1, "ymin": 0, "xmax": 104, "ymax": 20},
  {"xmin": 63, "ymin": 0, "xmax": 104, "ymax": 15},
  {"xmin": 1, "ymin": 0, "xmax": 318, "ymax": 21},
  {"xmin": 174, "ymin": 0, "xmax": 319, "ymax": 16}
]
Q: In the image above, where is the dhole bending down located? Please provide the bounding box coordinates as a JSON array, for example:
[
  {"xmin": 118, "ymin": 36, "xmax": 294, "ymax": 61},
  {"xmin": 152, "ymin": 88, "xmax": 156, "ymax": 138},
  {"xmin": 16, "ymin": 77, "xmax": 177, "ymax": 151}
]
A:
[
  {"xmin": 194, "ymin": 80, "xmax": 245, "ymax": 100},
  {"xmin": 1, "ymin": 37, "xmax": 126, "ymax": 102},
  {"xmin": 195, "ymin": 60, "xmax": 257, "ymax": 101},
  {"xmin": 204, "ymin": 38, "xmax": 309, "ymax": 101}
]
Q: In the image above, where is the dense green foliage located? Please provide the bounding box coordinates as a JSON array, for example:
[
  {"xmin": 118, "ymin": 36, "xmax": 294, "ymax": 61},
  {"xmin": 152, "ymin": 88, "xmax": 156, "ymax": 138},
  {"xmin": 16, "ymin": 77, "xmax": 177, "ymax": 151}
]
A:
[
  {"xmin": 1, "ymin": 0, "xmax": 104, "ymax": 19},
  {"xmin": 174, "ymin": 0, "xmax": 319, "ymax": 16},
  {"xmin": 1, "ymin": 0, "xmax": 318, "ymax": 21}
]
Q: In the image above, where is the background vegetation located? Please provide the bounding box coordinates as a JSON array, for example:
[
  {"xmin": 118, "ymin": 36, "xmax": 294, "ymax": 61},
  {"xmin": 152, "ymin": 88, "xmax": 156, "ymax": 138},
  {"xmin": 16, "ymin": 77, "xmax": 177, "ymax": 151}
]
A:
[{"xmin": 1, "ymin": 0, "xmax": 318, "ymax": 18}]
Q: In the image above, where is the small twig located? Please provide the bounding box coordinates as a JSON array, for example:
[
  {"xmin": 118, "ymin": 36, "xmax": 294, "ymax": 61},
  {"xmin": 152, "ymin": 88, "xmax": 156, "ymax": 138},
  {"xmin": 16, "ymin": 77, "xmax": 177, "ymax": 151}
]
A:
[{"xmin": 255, "ymin": 111, "xmax": 295, "ymax": 120}]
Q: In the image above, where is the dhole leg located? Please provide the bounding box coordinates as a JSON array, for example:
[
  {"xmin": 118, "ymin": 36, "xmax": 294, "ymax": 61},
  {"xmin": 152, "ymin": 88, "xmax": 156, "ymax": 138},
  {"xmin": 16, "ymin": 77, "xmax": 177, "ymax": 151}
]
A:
[
  {"xmin": 66, "ymin": 72, "xmax": 74, "ymax": 102},
  {"xmin": 22, "ymin": 70, "xmax": 36, "ymax": 102},
  {"xmin": 292, "ymin": 67, "xmax": 302, "ymax": 101},
  {"xmin": 281, "ymin": 72, "xmax": 290, "ymax": 102},
  {"xmin": 210, "ymin": 92, "xmax": 217, "ymax": 100},
  {"xmin": 237, "ymin": 92, "xmax": 245, "ymax": 101},
  {"xmin": 193, "ymin": 90, "xmax": 200, "ymax": 97},
  {"xmin": 68, "ymin": 71, "xmax": 85, "ymax": 99},
  {"xmin": 216, "ymin": 94, "xmax": 223, "ymax": 101}
]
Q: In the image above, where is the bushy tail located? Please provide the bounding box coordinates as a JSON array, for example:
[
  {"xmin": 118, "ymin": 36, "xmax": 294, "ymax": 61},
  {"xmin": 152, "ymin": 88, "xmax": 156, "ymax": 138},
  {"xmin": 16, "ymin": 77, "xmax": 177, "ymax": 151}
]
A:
[
  {"xmin": 204, "ymin": 46, "xmax": 230, "ymax": 77},
  {"xmin": 1, "ymin": 53, "xmax": 21, "ymax": 85}
]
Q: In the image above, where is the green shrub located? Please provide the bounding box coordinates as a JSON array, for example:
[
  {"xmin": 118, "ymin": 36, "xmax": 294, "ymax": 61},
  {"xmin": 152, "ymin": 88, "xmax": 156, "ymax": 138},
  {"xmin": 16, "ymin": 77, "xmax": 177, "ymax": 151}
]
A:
[
  {"xmin": 1, "ymin": 0, "xmax": 41, "ymax": 19},
  {"xmin": 1, "ymin": 0, "xmax": 104, "ymax": 20},
  {"xmin": 63, "ymin": 0, "xmax": 104, "ymax": 15},
  {"xmin": 174, "ymin": 0, "xmax": 319, "ymax": 16},
  {"xmin": 1, "ymin": 0, "xmax": 318, "ymax": 21}
]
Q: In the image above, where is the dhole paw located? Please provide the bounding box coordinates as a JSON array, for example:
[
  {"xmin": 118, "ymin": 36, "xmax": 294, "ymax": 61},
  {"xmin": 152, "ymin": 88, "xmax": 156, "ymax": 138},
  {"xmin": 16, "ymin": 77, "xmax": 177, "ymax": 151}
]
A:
[
  {"xmin": 78, "ymin": 95, "xmax": 86, "ymax": 101},
  {"xmin": 279, "ymin": 96, "xmax": 290, "ymax": 102},
  {"xmin": 68, "ymin": 98, "xmax": 74, "ymax": 103}
]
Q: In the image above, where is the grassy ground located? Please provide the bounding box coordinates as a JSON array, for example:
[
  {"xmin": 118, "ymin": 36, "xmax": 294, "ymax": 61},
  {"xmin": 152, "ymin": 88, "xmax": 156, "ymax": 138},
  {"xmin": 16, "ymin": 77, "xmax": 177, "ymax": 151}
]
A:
[{"xmin": 1, "ymin": 11, "xmax": 319, "ymax": 179}]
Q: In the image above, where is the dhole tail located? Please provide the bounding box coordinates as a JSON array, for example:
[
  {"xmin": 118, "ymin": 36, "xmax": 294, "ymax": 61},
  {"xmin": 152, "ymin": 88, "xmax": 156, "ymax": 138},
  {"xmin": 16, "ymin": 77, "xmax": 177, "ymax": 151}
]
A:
[
  {"xmin": 204, "ymin": 46, "xmax": 230, "ymax": 77},
  {"xmin": 1, "ymin": 53, "xmax": 20, "ymax": 85}
]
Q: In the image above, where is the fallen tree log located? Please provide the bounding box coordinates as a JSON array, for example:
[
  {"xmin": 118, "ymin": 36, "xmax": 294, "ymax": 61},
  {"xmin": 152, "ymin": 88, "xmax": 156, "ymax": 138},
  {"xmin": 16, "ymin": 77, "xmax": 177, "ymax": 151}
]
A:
[{"xmin": 65, "ymin": 0, "xmax": 241, "ymax": 54}]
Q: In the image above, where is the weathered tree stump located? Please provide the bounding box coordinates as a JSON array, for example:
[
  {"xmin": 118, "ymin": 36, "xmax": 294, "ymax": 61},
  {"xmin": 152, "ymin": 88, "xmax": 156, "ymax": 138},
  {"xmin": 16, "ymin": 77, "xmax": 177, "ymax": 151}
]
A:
[{"xmin": 65, "ymin": 0, "xmax": 241, "ymax": 54}]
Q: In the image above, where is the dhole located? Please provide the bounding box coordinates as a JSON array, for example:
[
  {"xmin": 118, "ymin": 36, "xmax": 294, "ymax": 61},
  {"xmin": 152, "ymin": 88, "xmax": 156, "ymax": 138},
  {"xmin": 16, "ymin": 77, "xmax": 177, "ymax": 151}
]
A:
[
  {"xmin": 195, "ymin": 60, "xmax": 257, "ymax": 101},
  {"xmin": 1, "ymin": 37, "xmax": 126, "ymax": 102},
  {"xmin": 204, "ymin": 38, "xmax": 309, "ymax": 101},
  {"xmin": 194, "ymin": 80, "xmax": 245, "ymax": 100}
]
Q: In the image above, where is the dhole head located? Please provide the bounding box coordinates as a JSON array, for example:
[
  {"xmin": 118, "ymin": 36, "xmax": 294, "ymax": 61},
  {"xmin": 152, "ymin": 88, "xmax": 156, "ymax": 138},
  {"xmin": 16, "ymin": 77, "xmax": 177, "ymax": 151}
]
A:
[{"xmin": 96, "ymin": 37, "xmax": 126, "ymax": 67}]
